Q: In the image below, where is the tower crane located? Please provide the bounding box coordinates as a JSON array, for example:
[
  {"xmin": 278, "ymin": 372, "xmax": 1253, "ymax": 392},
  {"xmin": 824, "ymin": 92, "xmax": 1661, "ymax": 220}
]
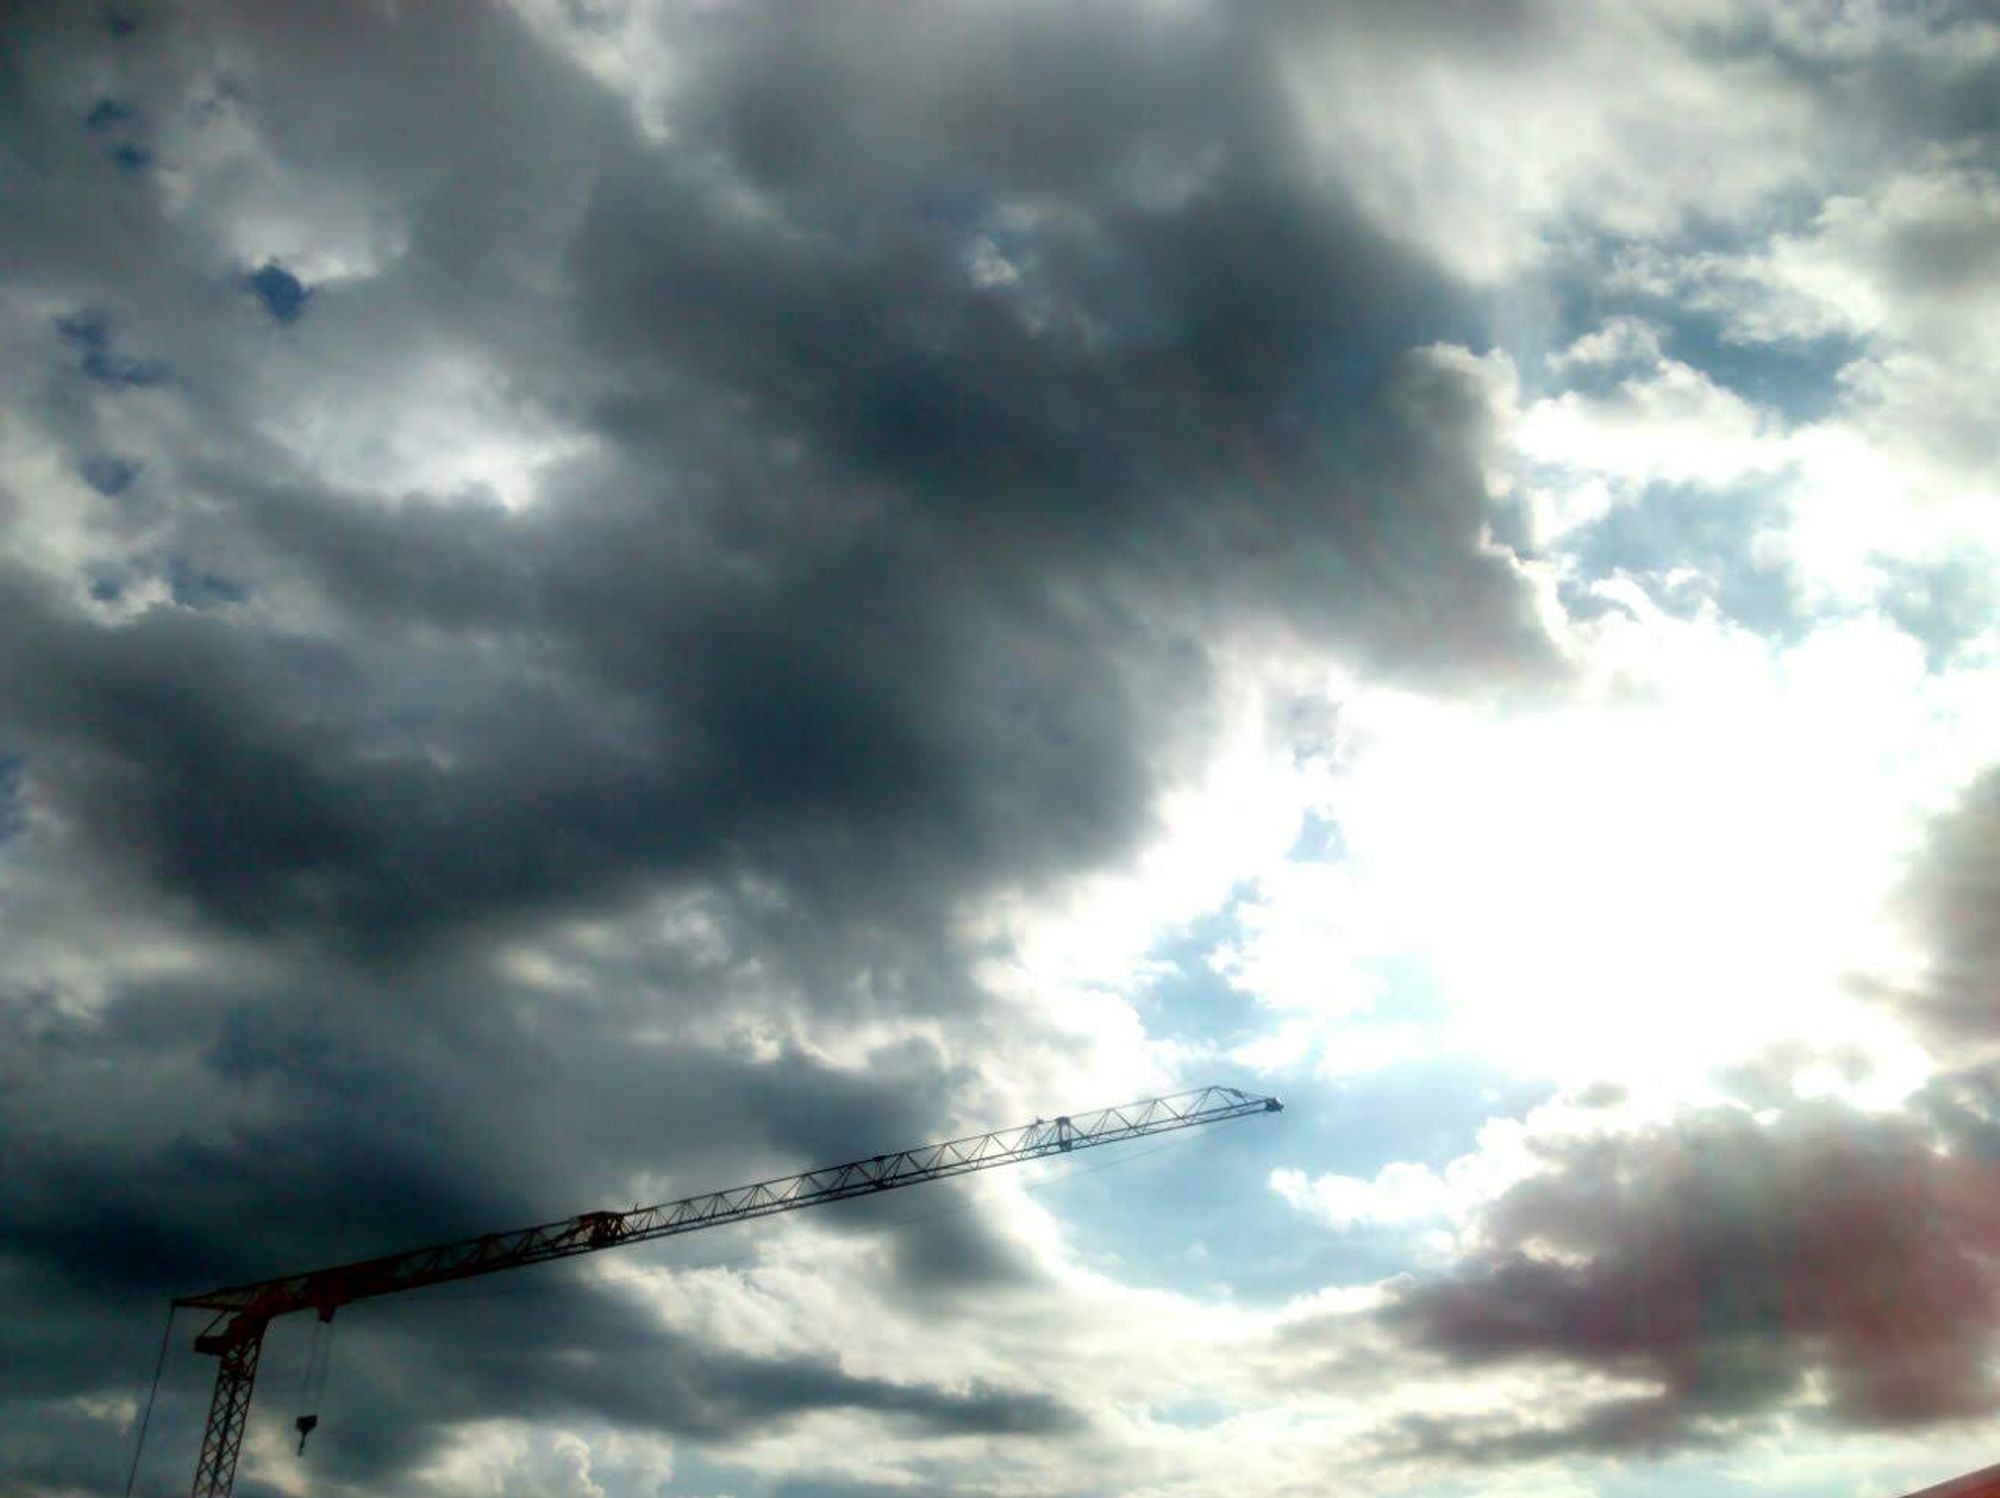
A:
[{"xmin": 167, "ymin": 1083, "xmax": 1282, "ymax": 1497}]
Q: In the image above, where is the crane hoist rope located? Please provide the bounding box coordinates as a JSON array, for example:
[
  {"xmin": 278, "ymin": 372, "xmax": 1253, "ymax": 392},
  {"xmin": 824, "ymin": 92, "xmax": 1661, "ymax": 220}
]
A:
[
  {"xmin": 291, "ymin": 1313, "xmax": 333, "ymax": 1453},
  {"xmin": 159, "ymin": 1082, "xmax": 1282, "ymax": 1497}
]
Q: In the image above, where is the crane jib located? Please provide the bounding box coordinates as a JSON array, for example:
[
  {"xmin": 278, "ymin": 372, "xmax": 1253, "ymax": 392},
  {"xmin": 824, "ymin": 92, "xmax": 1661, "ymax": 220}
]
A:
[{"xmin": 168, "ymin": 1083, "xmax": 1281, "ymax": 1498}]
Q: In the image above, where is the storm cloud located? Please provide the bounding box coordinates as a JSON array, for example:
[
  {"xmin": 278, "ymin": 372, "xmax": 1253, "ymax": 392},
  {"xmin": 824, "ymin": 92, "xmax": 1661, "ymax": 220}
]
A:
[{"xmin": 0, "ymin": 0, "xmax": 1549, "ymax": 959}]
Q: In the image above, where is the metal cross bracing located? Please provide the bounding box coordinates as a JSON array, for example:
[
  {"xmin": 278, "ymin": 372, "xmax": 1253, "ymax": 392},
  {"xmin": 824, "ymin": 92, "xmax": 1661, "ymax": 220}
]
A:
[
  {"xmin": 186, "ymin": 1322, "xmax": 259, "ymax": 1498},
  {"xmin": 171, "ymin": 1083, "xmax": 1281, "ymax": 1497}
]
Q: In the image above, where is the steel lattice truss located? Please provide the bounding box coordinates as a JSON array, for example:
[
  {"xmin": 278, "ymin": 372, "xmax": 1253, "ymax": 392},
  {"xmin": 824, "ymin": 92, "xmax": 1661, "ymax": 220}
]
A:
[
  {"xmin": 171, "ymin": 1083, "xmax": 1280, "ymax": 1497},
  {"xmin": 188, "ymin": 1331, "xmax": 258, "ymax": 1498},
  {"xmin": 177, "ymin": 1084, "xmax": 1280, "ymax": 1322}
]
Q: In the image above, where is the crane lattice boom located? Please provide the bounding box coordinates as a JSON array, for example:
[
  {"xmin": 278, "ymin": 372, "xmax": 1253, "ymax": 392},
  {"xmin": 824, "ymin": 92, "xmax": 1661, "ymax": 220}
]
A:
[{"xmin": 172, "ymin": 1083, "xmax": 1281, "ymax": 1497}]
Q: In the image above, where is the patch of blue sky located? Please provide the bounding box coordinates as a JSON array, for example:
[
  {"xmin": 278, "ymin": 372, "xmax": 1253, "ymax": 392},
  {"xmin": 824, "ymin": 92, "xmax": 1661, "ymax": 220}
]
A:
[
  {"xmin": 1146, "ymin": 1395, "xmax": 1231, "ymax": 1430},
  {"xmin": 1342, "ymin": 949, "xmax": 1455, "ymax": 1031},
  {"xmin": 1137, "ymin": 893, "xmax": 1453, "ymax": 1059},
  {"xmin": 1876, "ymin": 550, "xmax": 2000, "ymax": 670},
  {"xmin": 84, "ymin": 98, "xmax": 135, "ymax": 132},
  {"xmin": 1506, "ymin": 235, "xmax": 1858, "ymax": 427},
  {"xmin": 1550, "ymin": 571, "xmax": 1641, "ymax": 631},
  {"xmin": 1489, "ymin": 235, "xmax": 1666, "ymax": 393},
  {"xmin": 1287, "ymin": 808, "xmax": 1345, "ymax": 863},
  {"xmin": 110, "ymin": 142, "xmax": 152, "ymax": 173},
  {"xmin": 1659, "ymin": 316, "xmax": 1862, "ymax": 427},
  {"xmin": 79, "ymin": 455, "xmax": 140, "ymax": 497},
  {"xmin": 1559, "ymin": 476, "xmax": 1812, "ymax": 642},
  {"xmin": 1103, "ymin": 895, "xmax": 1545, "ymax": 1299},
  {"xmin": 1133, "ymin": 903, "xmax": 1262, "ymax": 1048},
  {"xmin": 247, "ymin": 263, "xmax": 311, "ymax": 323},
  {"xmin": 1039, "ymin": 1054, "xmax": 1549, "ymax": 1305},
  {"xmin": 55, "ymin": 311, "xmax": 166, "ymax": 387},
  {"xmin": 167, "ymin": 557, "xmax": 249, "ymax": 610}
]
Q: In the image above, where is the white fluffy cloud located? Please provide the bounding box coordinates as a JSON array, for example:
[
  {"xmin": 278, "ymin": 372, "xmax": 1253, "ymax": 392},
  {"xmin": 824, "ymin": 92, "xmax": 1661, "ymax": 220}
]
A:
[
  {"xmin": 1270, "ymin": 1160, "xmax": 1458, "ymax": 1232},
  {"xmin": 1599, "ymin": 151, "xmax": 2000, "ymax": 584},
  {"xmin": 1220, "ymin": 586, "xmax": 1990, "ymax": 1096},
  {"xmin": 411, "ymin": 1425, "xmax": 675, "ymax": 1498},
  {"xmin": 1283, "ymin": 1, "xmax": 1826, "ymax": 281}
]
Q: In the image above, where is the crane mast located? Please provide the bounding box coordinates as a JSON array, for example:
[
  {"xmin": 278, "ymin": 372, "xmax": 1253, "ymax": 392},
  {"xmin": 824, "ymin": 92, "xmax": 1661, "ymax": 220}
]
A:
[{"xmin": 171, "ymin": 1083, "xmax": 1282, "ymax": 1497}]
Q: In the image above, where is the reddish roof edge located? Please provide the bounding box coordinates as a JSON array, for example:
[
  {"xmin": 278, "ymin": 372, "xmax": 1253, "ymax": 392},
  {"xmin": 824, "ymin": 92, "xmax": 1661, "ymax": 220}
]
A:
[{"xmin": 1900, "ymin": 1462, "xmax": 2000, "ymax": 1498}]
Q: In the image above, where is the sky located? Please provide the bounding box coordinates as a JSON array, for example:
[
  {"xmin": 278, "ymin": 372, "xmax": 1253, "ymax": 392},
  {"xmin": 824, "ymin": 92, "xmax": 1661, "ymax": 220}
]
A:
[{"xmin": 4, "ymin": 1, "xmax": 2000, "ymax": 1495}]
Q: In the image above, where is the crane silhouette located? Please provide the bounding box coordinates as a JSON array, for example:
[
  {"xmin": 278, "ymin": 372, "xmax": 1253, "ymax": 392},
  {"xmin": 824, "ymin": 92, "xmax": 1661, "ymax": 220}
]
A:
[{"xmin": 165, "ymin": 1083, "xmax": 1282, "ymax": 1496}]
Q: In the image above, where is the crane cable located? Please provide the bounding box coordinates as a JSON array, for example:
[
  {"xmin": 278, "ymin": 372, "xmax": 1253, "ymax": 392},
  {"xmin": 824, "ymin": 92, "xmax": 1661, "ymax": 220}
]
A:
[
  {"xmin": 294, "ymin": 1315, "xmax": 336, "ymax": 1453},
  {"xmin": 123, "ymin": 1300, "xmax": 175, "ymax": 1498}
]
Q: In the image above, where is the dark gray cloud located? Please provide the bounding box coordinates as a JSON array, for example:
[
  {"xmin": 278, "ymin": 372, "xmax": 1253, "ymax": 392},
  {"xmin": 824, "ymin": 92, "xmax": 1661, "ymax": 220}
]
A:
[
  {"xmin": 1377, "ymin": 1103, "xmax": 2000, "ymax": 1459},
  {"xmin": 1892, "ymin": 768, "xmax": 2000, "ymax": 1046},
  {"xmin": 1, "ymin": 963, "xmax": 1051, "ymax": 1494},
  {"xmin": 1, "ymin": 0, "xmax": 1551, "ymax": 953},
  {"xmin": 0, "ymin": 0, "xmax": 1565, "ymax": 1492}
]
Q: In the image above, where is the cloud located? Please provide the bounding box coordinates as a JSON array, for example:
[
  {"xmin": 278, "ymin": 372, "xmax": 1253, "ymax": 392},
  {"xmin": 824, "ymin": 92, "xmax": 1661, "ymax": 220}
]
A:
[
  {"xmin": 0, "ymin": 0, "xmax": 1555, "ymax": 957},
  {"xmin": 1515, "ymin": 355, "xmax": 1785, "ymax": 491},
  {"xmin": 1547, "ymin": 316, "xmax": 1665, "ymax": 374},
  {"xmin": 1888, "ymin": 767, "xmax": 2000, "ymax": 1048},
  {"xmin": 3, "ymin": 2, "xmax": 1999, "ymax": 1496},
  {"xmin": 1270, "ymin": 1161, "xmax": 1456, "ymax": 1232},
  {"xmin": 0, "ymin": 4, "xmax": 1562, "ymax": 1488},
  {"xmin": 1275, "ymin": 0, "xmax": 1995, "ymax": 293},
  {"xmin": 0, "ymin": 958, "xmax": 1085, "ymax": 1492},
  {"xmin": 1212, "ymin": 600, "xmax": 1983, "ymax": 1098},
  {"xmin": 1608, "ymin": 152, "xmax": 2000, "ymax": 587},
  {"xmin": 406, "ymin": 1424, "xmax": 674, "ymax": 1498},
  {"xmin": 1377, "ymin": 1101, "xmax": 2000, "ymax": 1456}
]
